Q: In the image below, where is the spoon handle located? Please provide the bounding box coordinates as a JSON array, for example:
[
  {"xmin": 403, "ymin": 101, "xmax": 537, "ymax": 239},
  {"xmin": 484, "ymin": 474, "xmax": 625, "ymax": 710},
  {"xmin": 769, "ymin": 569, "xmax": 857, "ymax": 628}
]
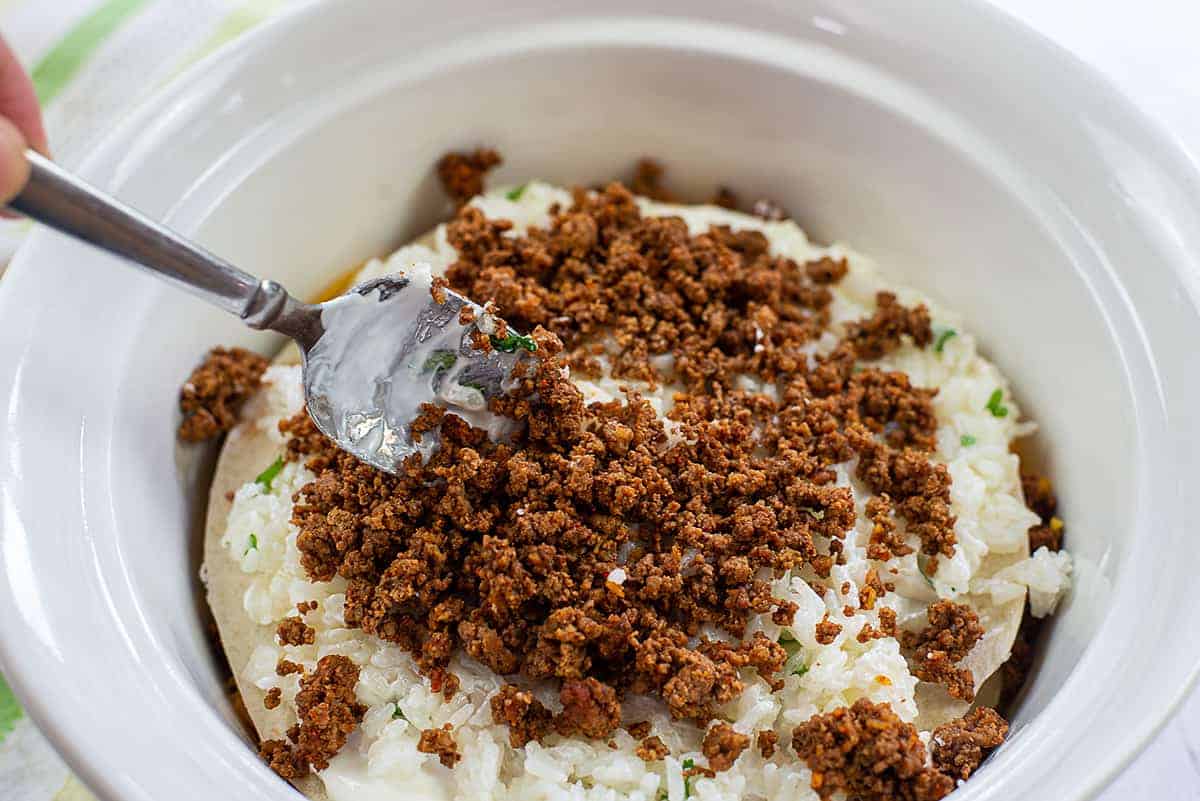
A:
[{"xmin": 9, "ymin": 150, "xmax": 318, "ymax": 341}]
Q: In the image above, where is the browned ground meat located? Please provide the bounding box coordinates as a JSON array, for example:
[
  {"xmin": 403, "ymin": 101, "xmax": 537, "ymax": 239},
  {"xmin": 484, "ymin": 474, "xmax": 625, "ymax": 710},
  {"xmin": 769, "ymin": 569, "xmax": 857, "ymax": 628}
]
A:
[
  {"xmin": 1021, "ymin": 473, "xmax": 1057, "ymax": 522},
  {"xmin": 702, "ymin": 723, "xmax": 750, "ymax": 772},
  {"xmin": 214, "ymin": 151, "xmax": 1048, "ymax": 780},
  {"xmin": 490, "ymin": 685, "xmax": 553, "ymax": 747},
  {"xmin": 815, "ymin": 614, "xmax": 843, "ymax": 645},
  {"xmin": 757, "ymin": 729, "xmax": 778, "ymax": 758},
  {"xmin": 436, "ymin": 148, "xmax": 502, "ymax": 205},
  {"xmin": 931, "ymin": 706, "xmax": 1009, "ymax": 780},
  {"xmin": 276, "ymin": 616, "xmax": 315, "ymax": 646},
  {"xmin": 418, "ymin": 725, "xmax": 462, "ymax": 768},
  {"xmin": 635, "ymin": 735, "xmax": 670, "ymax": 762},
  {"xmin": 554, "ymin": 678, "xmax": 622, "ymax": 740},
  {"xmin": 178, "ymin": 347, "xmax": 267, "ymax": 442},
  {"xmin": 791, "ymin": 699, "xmax": 955, "ymax": 801},
  {"xmin": 626, "ymin": 720, "xmax": 652, "ymax": 739},
  {"xmin": 902, "ymin": 601, "xmax": 984, "ymax": 702},
  {"xmin": 273, "ymin": 176, "xmax": 952, "ymax": 753},
  {"xmin": 257, "ymin": 655, "xmax": 366, "ymax": 777}
]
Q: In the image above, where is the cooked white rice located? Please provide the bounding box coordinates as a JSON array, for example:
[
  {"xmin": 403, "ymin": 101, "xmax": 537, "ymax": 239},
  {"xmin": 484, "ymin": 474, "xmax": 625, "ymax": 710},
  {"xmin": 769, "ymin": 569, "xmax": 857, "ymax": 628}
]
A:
[{"xmin": 216, "ymin": 183, "xmax": 1072, "ymax": 801}]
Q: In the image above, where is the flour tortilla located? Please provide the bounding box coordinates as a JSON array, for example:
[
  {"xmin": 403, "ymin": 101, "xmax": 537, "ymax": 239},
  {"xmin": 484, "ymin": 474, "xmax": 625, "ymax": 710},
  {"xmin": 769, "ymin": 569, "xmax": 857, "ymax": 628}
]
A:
[
  {"xmin": 203, "ymin": 344, "xmax": 333, "ymax": 799},
  {"xmin": 202, "ymin": 236, "xmax": 1028, "ymax": 798}
]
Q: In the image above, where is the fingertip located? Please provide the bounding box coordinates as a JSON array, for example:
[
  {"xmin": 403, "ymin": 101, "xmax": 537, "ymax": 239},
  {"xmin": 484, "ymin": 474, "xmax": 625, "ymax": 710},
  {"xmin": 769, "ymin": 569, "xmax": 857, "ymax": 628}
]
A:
[{"xmin": 0, "ymin": 116, "xmax": 29, "ymax": 207}]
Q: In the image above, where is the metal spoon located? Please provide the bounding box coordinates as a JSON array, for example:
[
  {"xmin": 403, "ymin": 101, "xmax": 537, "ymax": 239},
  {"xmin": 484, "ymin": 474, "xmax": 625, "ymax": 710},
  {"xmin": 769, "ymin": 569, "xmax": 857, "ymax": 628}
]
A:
[{"xmin": 9, "ymin": 150, "xmax": 531, "ymax": 473}]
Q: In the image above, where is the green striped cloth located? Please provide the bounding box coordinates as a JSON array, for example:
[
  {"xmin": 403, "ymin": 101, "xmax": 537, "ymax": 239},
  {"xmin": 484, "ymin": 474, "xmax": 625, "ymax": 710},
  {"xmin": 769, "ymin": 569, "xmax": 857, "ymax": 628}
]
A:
[
  {"xmin": 0, "ymin": 4, "xmax": 301, "ymax": 794},
  {"xmin": 0, "ymin": 0, "xmax": 299, "ymax": 266}
]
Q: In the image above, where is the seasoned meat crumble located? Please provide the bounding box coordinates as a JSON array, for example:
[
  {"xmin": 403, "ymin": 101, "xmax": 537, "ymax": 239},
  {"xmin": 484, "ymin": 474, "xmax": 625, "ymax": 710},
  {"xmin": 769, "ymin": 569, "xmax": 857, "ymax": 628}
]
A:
[{"xmin": 199, "ymin": 154, "xmax": 1069, "ymax": 795}]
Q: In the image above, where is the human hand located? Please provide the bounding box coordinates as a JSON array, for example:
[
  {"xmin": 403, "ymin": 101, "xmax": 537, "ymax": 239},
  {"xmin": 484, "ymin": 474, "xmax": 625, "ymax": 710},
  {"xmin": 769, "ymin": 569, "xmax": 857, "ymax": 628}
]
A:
[{"xmin": 0, "ymin": 35, "xmax": 47, "ymax": 206}]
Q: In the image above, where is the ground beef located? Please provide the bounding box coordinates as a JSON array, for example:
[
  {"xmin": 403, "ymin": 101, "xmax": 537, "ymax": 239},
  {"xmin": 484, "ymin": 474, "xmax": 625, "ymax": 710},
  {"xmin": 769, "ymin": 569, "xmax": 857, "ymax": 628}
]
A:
[
  {"xmin": 490, "ymin": 685, "xmax": 553, "ymax": 747},
  {"xmin": 931, "ymin": 707, "xmax": 1008, "ymax": 780},
  {"xmin": 902, "ymin": 601, "xmax": 984, "ymax": 702},
  {"xmin": 418, "ymin": 725, "xmax": 462, "ymax": 768},
  {"xmin": 257, "ymin": 655, "xmax": 366, "ymax": 777},
  {"xmin": 436, "ymin": 148, "xmax": 501, "ymax": 205},
  {"xmin": 554, "ymin": 677, "xmax": 621, "ymax": 740},
  {"xmin": 1021, "ymin": 473, "xmax": 1057, "ymax": 523},
  {"xmin": 276, "ymin": 659, "xmax": 303, "ymax": 676},
  {"xmin": 815, "ymin": 614, "xmax": 843, "ymax": 645},
  {"xmin": 177, "ymin": 347, "xmax": 267, "ymax": 442},
  {"xmin": 259, "ymin": 738, "xmax": 307, "ymax": 779},
  {"xmin": 263, "ymin": 687, "xmax": 282, "ymax": 710},
  {"xmin": 843, "ymin": 292, "xmax": 933, "ymax": 361},
  {"xmin": 757, "ymin": 729, "xmax": 778, "ymax": 758},
  {"xmin": 791, "ymin": 699, "xmax": 954, "ymax": 801},
  {"xmin": 254, "ymin": 153, "xmax": 997, "ymax": 765},
  {"xmin": 702, "ymin": 722, "xmax": 750, "ymax": 772},
  {"xmin": 276, "ymin": 616, "xmax": 316, "ymax": 646},
  {"xmin": 629, "ymin": 158, "xmax": 674, "ymax": 202},
  {"xmin": 636, "ymin": 735, "xmax": 670, "ymax": 762},
  {"xmin": 626, "ymin": 720, "xmax": 652, "ymax": 739}
]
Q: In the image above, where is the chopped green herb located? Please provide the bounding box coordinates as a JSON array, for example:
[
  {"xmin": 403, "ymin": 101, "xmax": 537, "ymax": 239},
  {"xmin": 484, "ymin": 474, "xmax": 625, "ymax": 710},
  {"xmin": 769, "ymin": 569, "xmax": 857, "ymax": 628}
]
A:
[
  {"xmin": 917, "ymin": 557, "xmax": 936, "ymax": 590},
  {"xmin": 460, "ymin": 379, "xmax": 489, "ymax": 393},
  {"xmin": 255, "ymin": 457, "xmax": 284, "ymax": 492},
  {"xmin": 506, "ymin": 183, "xmax": 528, "ymax": 201},
  {"xmin": 792, "ymin": 663, "xmax": 809, "ymax": 678},
  {"xmin": 422, "ymin": 350, "xmax": 457, "ymax": 372},
  {"xmin": 244, "ymin": 533, "xmax": 258, "ymax": 556},
  {"xmin": 960, "ymin": 434, "xmax": 977, "ymax": 447},
  {"xmin": 984, "ymin": 388, "xmax": 1009, "ymax": 418},
  {"xmin": 681, "ymin": 758, "xmax": 695, "ymax": 799},
  {"xmin": 779, "ymin": 633, "xmax": 802, "ymax": 659},
  {"xmin": 933, "ymin": 327, "xmax": 957, "ymax": 353},
  {"xmin": 0, "ymin": 672, "xmax": 22, "ymax": 743},
  {"xmin": 392, "ymin": 705, "xmax": 407, "ymax": 721},
  {"xmin": 490, "ymin": 333, "xmax": 538, "ymax": 353}
]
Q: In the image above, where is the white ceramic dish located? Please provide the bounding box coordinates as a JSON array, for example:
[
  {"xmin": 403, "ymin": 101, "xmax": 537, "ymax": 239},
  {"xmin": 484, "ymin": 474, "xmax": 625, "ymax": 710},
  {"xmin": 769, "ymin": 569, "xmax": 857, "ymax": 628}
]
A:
[{"xmin": 3, "ymin": 1, "xmax": 1200, "ymax": 799}]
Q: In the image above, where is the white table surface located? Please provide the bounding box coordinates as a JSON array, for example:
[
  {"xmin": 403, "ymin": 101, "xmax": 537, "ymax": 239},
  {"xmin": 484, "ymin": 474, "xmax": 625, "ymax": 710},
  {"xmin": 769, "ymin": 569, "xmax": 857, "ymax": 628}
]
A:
[{"xmin": 994, "ymin": 1, "xmax": 1200, "ymax": 798}]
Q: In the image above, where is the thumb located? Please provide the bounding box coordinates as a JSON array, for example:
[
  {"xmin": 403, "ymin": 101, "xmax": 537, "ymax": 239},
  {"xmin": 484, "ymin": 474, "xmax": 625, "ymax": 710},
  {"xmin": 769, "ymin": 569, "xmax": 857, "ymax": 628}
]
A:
[{"xmin": 0, "ymin": 116, "xmax": 29, "ymax": 207}]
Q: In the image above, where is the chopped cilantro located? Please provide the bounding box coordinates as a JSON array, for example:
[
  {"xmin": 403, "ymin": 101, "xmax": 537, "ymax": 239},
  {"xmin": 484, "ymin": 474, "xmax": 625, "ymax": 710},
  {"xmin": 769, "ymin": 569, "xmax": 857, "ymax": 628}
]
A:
[
  {"xmin": 933, "ymin": 327, "xmax": 957, "ymax": 353},
  {"xmin": 392, "ymin": 705, "xmax": 407, "ymax": 721},
  {"xmin": 460, "ymin": 379, "xmax": 489, "ymax": 393},
  {"xmin": 792, "ymin": 663, "xmax": 809, "ymax": 678},
  {"xmin": 0, "ymin": 672, "xmax": 22, "ymax": 743},
  {"xmin": 917, "ymin": 557, "xmax": 936, "ymax": 590},
  {"xmin": 960, "ymin": 434, "xmax": 977, "ymax": 446},
  {"xmin": 506, "ymin": 183, "xmax": 528, "ymax": 201},
  {"xmin": 778, "ymin": 631, "xmax": 802, "ymax": 657},
  {"xmin": 490, "ymin": 333, "xmax": 538, "ymax": 353},
  {"xmin": 255, "ymin": 457, "xmax": 284, "ymax": 492},
  {"xmin": 422, "ymin": 350, "xmax": 457, "ymax": 372},
  {"xmin": 681, "ymin": 758, "xmax": 695, "ymax": 798},
  {"xmin": 984, "ymin": 388, "xmax": 1009, "ymax": 418},
  {"xmin": 244, "ymin": 533, "xmax": 258, "ymax": 556}
]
